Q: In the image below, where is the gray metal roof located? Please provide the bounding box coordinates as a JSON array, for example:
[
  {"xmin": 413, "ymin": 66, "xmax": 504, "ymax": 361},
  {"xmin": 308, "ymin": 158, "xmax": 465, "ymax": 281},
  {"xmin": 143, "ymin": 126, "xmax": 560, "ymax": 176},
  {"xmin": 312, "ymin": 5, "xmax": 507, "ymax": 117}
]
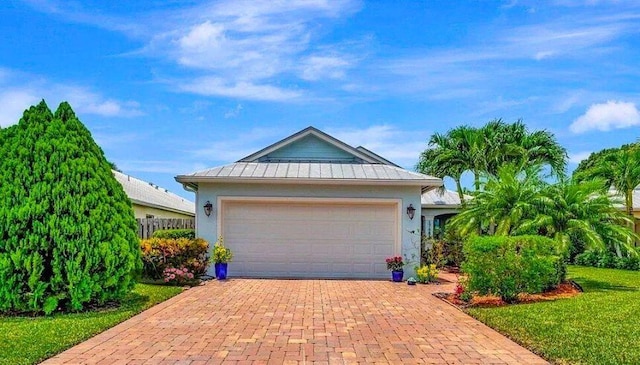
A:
[
  {"xmin": 176, "ymin": 162, "xmax": 441, "ymax": 186},
  {"xmin": 421, "ymin": 189, "xmax": 470, "ymax": 207},
  {"xmin": 114, "ymin": 170, "xmax": 195, "ymax": 216},
  {"xmin": 609, "ymin": 188, "xmax": 640, "ymax": 211}
]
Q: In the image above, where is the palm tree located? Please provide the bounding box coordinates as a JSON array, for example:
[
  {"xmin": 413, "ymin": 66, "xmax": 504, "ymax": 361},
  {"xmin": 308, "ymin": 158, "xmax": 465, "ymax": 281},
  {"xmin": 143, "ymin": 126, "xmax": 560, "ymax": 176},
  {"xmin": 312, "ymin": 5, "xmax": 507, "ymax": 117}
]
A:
[
  {"xmin": 520, "ymin": 178, "xmax": 638, "ymax": 257},
  {"xmin": 416, "ymin": 125, "xmax": 483, "ymax": 204},
  {"xmin": 481, "ymin": 120, "xmax": 567, "ymax": 177},
  {"xmin": 583, "ymin": 147, "xmax": 640, "ymax": 218},
  {"xmin": 448, "ymin": 164, "xmax": 545, "ymax": 236},
  {"xmin": 449, "ymin": 164, "xmax": 638, "ymax": 257},
  {"xmin": 417, "ymin": 120, "xmax": 567, "ymax": 201}
]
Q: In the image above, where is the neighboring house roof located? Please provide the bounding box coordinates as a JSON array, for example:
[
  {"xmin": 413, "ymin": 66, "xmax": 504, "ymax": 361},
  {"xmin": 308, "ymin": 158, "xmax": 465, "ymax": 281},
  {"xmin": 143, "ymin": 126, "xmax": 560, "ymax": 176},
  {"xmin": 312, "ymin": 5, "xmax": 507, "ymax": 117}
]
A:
[
  {"xmin": 176, "ymin": 127, "xmax": 442, "ymax": 190},
  {"xmin": 608, "ymin": 188, "xmax": 640, "ymax": 212},
  {"xmin": 114, "ymin": 170, "xmax": 195, "ymax": 216},
  {"xmin": 421, "ymin": 189, "xmax": 471, "ymax": 208}
]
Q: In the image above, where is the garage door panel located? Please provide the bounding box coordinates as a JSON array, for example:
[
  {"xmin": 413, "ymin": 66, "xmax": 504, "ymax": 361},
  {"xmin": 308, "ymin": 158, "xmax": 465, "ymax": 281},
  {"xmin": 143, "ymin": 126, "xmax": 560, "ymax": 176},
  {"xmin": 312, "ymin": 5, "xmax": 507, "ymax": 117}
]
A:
[{"xmin": 221, "ymin": 200, "xmax": 397, "ymax": 278}]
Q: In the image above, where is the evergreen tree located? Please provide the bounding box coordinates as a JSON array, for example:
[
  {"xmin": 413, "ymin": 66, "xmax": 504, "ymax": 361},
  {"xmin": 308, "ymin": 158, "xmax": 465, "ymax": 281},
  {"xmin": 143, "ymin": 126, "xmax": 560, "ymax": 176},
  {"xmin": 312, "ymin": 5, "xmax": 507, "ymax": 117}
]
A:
[{"xmin": 0, "ymin": 101, "xmax": 141, "ymax": 314}]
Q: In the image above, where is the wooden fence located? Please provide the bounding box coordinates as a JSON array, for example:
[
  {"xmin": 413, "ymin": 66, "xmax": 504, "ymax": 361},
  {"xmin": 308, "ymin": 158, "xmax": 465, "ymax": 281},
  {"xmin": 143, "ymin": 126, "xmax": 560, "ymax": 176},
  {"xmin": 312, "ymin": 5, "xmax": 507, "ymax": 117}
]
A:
[{"xmin": 136, "ymin": 218, "xmax": 195, "ymax": 239}]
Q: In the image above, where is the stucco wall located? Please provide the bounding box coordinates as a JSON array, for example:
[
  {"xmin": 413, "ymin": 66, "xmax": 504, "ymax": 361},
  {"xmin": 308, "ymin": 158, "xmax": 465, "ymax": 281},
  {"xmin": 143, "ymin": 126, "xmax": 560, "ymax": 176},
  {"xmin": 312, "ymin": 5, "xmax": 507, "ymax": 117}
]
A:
[
  {"xmin": 132, "ymin": 203, "xmax": 194, "ymax": 219},
  {"xmin": 196, "ymin": 182, "xmax": 423, "ymax": 277}
]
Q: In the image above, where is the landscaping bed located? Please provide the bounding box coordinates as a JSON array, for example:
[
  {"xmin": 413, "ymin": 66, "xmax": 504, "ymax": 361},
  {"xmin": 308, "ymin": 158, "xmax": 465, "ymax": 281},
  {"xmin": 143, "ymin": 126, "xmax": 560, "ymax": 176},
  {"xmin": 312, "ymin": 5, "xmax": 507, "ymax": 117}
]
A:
[
  {"xmin": 0, "ymin": 284, "xmax": 183, "ymax": 365},
  {"xmin": 435, "ymin": 281, "xmax": 581, "ymax": 308},
  {"xmin": 464, "ymin": 266, "xmax": 640, "ymax": 365}
]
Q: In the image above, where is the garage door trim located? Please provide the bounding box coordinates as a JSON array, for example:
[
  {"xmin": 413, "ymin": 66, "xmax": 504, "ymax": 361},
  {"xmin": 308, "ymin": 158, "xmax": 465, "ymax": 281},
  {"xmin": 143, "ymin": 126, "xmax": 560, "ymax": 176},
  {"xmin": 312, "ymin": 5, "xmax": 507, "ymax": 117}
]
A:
[{"xmin": 217, "ymin": 196, "xmax": 403, "ymax": 255}]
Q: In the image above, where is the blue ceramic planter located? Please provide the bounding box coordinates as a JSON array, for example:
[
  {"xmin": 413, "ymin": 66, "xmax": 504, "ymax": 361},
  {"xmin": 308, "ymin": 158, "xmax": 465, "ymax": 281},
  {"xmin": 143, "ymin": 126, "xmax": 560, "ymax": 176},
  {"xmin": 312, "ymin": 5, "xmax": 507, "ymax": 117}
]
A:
[
  {"xmin": 391, "ymin": 270, "xmax": 404, "ymax": 282},
  {"xmin": 215, "ymin": 262, "xmax": 228, "ymax": 280}
]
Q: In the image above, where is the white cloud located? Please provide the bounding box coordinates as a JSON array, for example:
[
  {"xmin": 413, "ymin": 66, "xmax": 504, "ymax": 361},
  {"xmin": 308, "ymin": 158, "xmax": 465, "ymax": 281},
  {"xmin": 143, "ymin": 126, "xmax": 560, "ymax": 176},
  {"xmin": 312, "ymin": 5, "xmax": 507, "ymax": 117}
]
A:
[
  {"xmin": 299, "ymin": 55, "xmax": 352, "ymax": 81},
  {"xmin": 54, "ymin": 85, "xmax": 142, "ymax": 117},
  {"xmin": 189, "ymin": 127, "xmax": 283, "ymax": 163},
  {"xmin": 93, "ymin": 132, "xmax": 143, "ymax": 149},
  {"xmin": 143, "ymin": 0, "xmax": 360, "ymax": 100},
  {"xmin": 0, "ymin": 69, "xmax": 142, "ymax": 127},
  {"xmin": 224, "ymin": 104, "xmax": 243, "ymax": 119},
  {"xmin": 179, "ymin": 77, "xmax": 302, "ymax": 101},
  {"xmin": 570, "ymin": 100, "xmax": 640, "ymax": 133},
  {"xmin": 0, "ymin": 89, "xmax": 40, "ymax": 127},
  {"xmin": 327, "ymin": 124, "xmax": 430, "ymax": 168},
  {"xmin": 569, "ymin": 150, "xmax": 593, "ymax": 164}
]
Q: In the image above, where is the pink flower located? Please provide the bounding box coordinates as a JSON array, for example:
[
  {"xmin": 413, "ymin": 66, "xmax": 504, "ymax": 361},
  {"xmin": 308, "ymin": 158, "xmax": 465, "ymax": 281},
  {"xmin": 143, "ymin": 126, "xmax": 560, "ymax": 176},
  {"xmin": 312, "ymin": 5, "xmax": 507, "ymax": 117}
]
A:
[
  {"xmin": 169, "ymin": 274, "xmax": 176, "ymax": 279},
  {"xmin": 187, "ymin": 273, "xmax": 194, "ymax": 279}
]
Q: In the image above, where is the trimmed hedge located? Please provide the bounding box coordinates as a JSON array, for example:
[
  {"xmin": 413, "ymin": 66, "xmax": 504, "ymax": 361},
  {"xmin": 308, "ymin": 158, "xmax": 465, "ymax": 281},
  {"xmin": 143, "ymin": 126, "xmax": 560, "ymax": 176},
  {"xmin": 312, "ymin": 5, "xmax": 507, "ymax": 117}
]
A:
[
  {"xmin": 462, "ymin": 235, "xmax": 566, "ymax": 302},
  {"xmin": 140, "ymin": 237, "xmax": 209, "ymax": 280},
  {"xmin": 575, "ymin": 249, "xmax": 640, "ymax": 271},
  {"xmin": 152, "ymin": 229, "xmax": 195, "ymax": 240}
]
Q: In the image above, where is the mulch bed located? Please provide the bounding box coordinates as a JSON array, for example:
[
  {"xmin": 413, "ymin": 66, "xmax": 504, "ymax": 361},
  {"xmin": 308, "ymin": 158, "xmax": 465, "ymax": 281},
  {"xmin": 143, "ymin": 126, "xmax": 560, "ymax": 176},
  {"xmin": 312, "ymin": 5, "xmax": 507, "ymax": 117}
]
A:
[{"xmin": 435, "ymin": 281, "xmax": 583, "ymax": 309}]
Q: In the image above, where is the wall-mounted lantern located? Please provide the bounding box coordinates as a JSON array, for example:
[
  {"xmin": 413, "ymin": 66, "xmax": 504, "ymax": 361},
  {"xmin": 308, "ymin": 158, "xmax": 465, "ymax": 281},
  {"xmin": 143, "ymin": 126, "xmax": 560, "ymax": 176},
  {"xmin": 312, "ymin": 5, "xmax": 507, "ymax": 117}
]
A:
[
  {"xmin": 203, "ymin": 200, "xmax": 213, "ymax": 217},
  {"xmin": 406, "ymin": 204, "xmax": 416, "ymax": 220}
]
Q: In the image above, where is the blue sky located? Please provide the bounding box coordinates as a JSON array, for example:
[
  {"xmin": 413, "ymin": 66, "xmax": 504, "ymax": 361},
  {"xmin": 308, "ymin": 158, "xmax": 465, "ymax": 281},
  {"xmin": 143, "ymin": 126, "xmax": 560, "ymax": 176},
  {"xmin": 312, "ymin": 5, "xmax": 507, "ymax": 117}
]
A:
[{"xmin": 1, "ymin": 0, "xmax": 640, "ymax": 200}]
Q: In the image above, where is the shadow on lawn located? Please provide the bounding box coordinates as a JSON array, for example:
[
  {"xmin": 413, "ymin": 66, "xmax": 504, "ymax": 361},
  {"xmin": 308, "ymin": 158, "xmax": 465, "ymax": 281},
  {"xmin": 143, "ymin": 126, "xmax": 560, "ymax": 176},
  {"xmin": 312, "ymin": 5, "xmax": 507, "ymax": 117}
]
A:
[{"xmin": 571, "ymin": 277, "xmax": 638, "ymax": 293}]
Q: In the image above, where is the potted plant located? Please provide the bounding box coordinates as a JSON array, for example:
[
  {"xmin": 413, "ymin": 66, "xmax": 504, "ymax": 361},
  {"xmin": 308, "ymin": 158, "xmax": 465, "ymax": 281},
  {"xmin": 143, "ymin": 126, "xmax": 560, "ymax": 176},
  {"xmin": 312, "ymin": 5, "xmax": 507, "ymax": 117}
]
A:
[
  {"xmin": 212, "ymin": 237, "xmax": 233, "ymax": 280},
  {"xmin": 386, "ymin": 256, "xmax": 405, "ymax": 282}
]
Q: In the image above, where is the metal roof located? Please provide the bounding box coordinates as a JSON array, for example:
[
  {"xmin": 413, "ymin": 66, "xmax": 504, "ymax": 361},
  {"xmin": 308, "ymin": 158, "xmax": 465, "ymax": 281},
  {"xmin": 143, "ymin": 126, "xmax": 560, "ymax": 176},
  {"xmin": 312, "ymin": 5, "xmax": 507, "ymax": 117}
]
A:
[
  {"xmin": 114, "ymin": 170, "xmax": 195, "ymax": 216},
  {"xmin": 609, "ymin": 188, "xmax": 640, "ymax": 211},
  {"xmin": 176, "ymin": 162, "xmax": 441, "ymax": 187},
  {"xmin": 421, "ymin": 189, "xmax": 470, "ymax": 207}
]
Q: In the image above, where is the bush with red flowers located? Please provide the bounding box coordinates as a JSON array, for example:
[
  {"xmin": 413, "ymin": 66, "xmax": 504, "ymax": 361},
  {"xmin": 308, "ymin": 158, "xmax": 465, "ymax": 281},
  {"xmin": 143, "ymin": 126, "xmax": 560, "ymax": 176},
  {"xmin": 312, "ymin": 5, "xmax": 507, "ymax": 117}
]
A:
[{"xmin": 385, "ymin": 256, "xmax": 405, "ymax": 271}]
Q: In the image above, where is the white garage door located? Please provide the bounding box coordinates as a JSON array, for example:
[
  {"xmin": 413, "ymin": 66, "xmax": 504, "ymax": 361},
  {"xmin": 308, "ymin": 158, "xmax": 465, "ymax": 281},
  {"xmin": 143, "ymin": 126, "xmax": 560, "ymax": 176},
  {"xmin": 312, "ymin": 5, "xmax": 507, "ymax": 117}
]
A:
[{"xmin": 221, "ymin": 200, "xmax": 398, "ymax": 278}]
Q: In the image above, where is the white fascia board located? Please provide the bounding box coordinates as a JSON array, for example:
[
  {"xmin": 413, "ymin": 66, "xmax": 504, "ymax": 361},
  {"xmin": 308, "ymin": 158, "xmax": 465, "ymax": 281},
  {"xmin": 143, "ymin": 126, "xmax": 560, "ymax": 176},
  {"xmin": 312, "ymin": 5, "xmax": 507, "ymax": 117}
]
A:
[{"xmin": 175, "ymin": 176, "xmax": 442, "ymax": 188}]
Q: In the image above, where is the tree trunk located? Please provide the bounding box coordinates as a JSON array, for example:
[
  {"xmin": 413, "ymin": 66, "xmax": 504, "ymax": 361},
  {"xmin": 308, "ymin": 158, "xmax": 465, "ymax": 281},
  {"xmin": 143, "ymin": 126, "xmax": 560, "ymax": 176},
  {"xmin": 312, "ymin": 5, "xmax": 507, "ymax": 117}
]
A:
[
  {"xmin": 455, "ymin": 178, "xmax": 465, "ymax": 205},
  {"xmin": 627, "ymin": 189, "xmax": 638, "ymax": 248},
  {"xmin": 474, "ymin": 171, "xmax": 480, "ymax": 192}
]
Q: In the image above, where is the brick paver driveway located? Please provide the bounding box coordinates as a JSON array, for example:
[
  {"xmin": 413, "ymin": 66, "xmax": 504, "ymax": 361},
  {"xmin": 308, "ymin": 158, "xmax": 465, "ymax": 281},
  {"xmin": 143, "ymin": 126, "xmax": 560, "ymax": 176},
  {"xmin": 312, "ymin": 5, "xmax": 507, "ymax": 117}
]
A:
[{"xmin": 44, "ymin": 274, "xmax": 547, "ymax": 364}]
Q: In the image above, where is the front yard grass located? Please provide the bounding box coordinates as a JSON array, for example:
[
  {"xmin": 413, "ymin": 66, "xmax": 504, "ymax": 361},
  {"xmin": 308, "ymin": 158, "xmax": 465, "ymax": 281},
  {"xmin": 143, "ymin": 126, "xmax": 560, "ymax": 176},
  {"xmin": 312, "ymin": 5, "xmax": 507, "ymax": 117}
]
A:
[
  {"xmin": 467, "ymin": 266, "xmax": 640, "ymax": 365},
  {"xmin": 0, "ymin": 283, "xmax": 183, "ymax": 365}
]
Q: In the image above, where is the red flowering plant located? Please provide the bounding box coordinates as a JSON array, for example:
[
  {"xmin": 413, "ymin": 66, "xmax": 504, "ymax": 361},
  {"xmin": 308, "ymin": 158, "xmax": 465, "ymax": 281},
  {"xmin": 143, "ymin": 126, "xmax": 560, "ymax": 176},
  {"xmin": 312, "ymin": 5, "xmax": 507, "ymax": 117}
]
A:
[{"xmin": 385, "ymin": 256, "xmax": 405, "ymax": 272}]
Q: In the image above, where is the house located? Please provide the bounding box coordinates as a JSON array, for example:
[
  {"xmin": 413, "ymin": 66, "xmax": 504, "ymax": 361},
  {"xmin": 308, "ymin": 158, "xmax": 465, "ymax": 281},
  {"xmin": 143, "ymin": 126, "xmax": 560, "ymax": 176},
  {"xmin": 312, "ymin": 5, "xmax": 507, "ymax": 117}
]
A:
[
  {"xmin": 175, "ymin": 127, "xmax": 442, "ymax": 279},
  {"xmin": 113, "ymin": 170, "xmax": 195, "ymax": 219},
  {"xmin": 610, "ymin": 187, "xmax": 640, "ymax": 235},
  {"xmin": 421, "ymin": 189, "xmax": 469, "ymax": 238}
]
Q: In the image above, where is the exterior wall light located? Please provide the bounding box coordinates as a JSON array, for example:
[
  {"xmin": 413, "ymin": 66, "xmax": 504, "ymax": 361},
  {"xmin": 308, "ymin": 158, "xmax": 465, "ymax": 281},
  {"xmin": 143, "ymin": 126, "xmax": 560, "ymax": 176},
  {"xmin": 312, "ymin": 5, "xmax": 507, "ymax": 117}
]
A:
[
  {"xmin": 203, "ymin": 200, "xmax": 213, "ymax": 217},
  {"xmin": 406, "ymin": 204, "xmax": 416, "ymax": 220}
]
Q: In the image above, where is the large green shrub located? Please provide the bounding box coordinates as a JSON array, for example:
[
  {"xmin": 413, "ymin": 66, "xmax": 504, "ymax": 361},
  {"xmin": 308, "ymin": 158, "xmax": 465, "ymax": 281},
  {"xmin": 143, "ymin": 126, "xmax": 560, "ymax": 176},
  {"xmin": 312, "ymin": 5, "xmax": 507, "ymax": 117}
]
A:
[
  {"xmin": 140, "ymin": 237, "xmax": 210, "ymax": 279},
  {"xmin": 575, "ymin": 249, "xmax": 640, "ymax": 271},
  {"xmin": 152, "ymin": 229, "xmax": 195, "ymax": 239},
  {"xmin": 462, "ymin": 235, "xmax": 566, "ymax": 303},
  {"xmin": 0, "ymin": 101, "xmax": 141, "ymax": 314}
]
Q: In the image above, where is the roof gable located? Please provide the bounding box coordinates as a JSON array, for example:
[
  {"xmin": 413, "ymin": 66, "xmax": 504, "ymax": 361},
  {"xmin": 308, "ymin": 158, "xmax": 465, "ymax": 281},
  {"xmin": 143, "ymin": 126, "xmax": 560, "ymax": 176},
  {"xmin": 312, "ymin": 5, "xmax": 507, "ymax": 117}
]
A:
[{"xmin": 238, "ymin": 126, "xmax": 380, "ymax": 164}]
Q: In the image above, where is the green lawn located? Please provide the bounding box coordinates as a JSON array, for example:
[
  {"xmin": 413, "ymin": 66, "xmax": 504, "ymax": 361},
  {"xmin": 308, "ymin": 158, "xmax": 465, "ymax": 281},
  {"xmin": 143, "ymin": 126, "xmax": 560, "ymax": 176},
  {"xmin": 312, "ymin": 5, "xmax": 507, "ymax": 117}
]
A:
[
  {"xmin": 467, "ymin": 266, "xmax": 640, "ymax": 365},
  {"xmin": 0, "ymin": 284, "xmax": 183, "ymax": 365}
]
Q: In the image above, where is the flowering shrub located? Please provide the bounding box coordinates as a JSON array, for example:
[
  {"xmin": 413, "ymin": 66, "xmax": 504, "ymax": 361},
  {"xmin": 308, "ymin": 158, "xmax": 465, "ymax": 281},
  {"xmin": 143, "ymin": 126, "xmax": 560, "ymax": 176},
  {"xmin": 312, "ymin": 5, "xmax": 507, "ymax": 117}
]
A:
[
  {"xmin": 386, "ymin": 256, "xmax": 404, "ymax": 271},
  {"xmin": 454, "ymin": 282, "xmax": 465, "ymax": 297},
  {"xmin": 212, "ymin": 237, "xmax": 233, "ymax": 263},
  {"xmin": 140, "ymin": 237, "xmax": 210, "ymax": 280},
  {"xmin": 454, "ymin": 279, "xmax": 473, "ymax": 302},
  {"xmin": 416, "ymin": 264, "xmax": 439, "ymax": 283},
  {"xmin": 163, "ymin": 267, "xmax": 196, "ymax": 285}
]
